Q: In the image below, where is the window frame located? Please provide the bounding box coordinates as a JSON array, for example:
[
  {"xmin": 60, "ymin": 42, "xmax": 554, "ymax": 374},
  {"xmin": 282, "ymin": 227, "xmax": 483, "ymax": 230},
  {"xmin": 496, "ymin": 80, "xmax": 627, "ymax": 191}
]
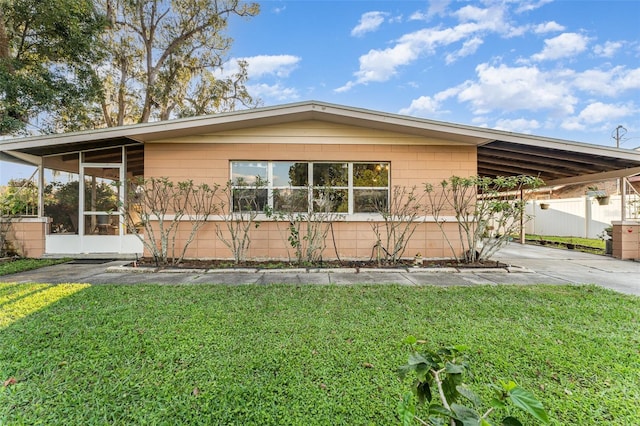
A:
[{"xmin": 230, "ymin": 161, "xmax": 390, "ymax": 215}]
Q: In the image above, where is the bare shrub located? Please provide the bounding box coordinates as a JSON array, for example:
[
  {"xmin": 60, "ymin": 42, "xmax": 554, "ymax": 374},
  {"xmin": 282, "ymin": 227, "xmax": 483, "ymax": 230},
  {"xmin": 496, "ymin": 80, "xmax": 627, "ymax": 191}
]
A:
[
  {"xmin": 123, "ymin": 177, "xmax": 219, "ymax": 266},
  {"xmin": 425, "ymin": 175, "xmax": 544, "ymax": 263},
  {"xmin": 370, "ymin": 185, "xmax": 423, "ymax": 266}
]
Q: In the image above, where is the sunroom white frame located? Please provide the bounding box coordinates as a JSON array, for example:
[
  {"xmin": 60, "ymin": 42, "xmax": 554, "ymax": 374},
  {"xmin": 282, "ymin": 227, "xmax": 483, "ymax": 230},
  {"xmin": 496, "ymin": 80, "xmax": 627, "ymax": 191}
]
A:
[{"xmin": 45, "ymin": 146, "xmax": 143, "ymax": 256}]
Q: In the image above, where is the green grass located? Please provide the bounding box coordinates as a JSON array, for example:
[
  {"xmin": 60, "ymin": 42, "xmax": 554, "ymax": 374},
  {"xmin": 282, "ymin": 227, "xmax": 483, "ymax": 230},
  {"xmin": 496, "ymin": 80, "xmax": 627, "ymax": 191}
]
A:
[
  {"xmin": 526, "ymin": 235, "xmax": 605, "ymax": 253},
  {"xmin": 0, "ymin": 258, "xmax": 70, "ymax": 276},
  {"xmin": 535, "ymin": 235, "xmax": 604, "ymax": 249},
  {"xmin": 1, "ymin": 283, "xmax": 638, "ymax": 425}
]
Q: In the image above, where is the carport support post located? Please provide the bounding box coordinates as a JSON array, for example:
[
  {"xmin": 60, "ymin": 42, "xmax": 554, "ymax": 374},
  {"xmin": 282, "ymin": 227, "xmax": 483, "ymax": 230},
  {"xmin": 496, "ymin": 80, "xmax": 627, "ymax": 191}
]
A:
[
  {"xmin": 621, "ymin": 177, "xmax": 627, "ymax": 222},
  {"xmin": 37, "ymin": 162, "xmax": 44, "ymax": 218},
  {"xmin": 519, "ymin": 188, "xmax": 525, "ymax": 244}
]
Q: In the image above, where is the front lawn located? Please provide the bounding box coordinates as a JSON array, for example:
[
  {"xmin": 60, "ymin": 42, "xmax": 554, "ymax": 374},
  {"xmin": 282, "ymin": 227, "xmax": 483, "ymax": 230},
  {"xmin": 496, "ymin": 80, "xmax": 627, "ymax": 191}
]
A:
[
  {"xmin": 1, "ymin": 283, "xmax": 638, "ymax": 425},
  {"xmin": 0, "ymin": 258, "xmax": 69, "ymax": 276}
]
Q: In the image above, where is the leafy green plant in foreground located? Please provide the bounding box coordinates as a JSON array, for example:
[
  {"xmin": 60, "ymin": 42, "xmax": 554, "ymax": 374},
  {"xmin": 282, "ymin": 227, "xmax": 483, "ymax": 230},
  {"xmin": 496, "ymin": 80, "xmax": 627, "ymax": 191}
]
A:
[{"xmin": 398, "ymin": 337, "xmax": 549, "ymax": 426}]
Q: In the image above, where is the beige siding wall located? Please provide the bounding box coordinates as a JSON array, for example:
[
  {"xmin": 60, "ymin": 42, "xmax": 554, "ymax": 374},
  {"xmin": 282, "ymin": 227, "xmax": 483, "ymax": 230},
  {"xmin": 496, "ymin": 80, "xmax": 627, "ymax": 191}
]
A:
[
  {"xmin": 143, "ymin": 121, "xmax": 476, "ymax": 259},
  {"xmin": 163, "ymin": 220, "xmax": 463, "ymax": 261}
]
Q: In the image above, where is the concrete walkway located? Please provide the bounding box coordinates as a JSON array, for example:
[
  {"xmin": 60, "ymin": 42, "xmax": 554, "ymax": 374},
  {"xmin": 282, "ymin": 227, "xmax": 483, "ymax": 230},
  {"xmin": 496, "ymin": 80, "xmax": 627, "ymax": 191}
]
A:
[{"xmin": 2, "ymin": 244, "xmax": 639, "ymax": 296}]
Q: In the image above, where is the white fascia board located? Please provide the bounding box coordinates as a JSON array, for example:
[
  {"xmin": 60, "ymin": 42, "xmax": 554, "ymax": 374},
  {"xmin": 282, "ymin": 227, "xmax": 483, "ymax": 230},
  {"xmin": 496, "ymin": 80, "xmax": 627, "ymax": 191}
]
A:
[
  {"xmin": 0, "ymin": 151, "xmax": 41, "ymax": 165},
  {"xmin": 545, "ymin": 166, "xmax": 640, "ymax": 186},
  {"xmin": 1, "ymin": 101, "xmax": 639, "ymax": 159}
]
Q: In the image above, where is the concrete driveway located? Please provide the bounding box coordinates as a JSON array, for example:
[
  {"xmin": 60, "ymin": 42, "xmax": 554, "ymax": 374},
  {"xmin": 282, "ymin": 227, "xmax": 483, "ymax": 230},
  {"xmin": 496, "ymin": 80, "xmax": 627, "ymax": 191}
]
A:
[
  {"xmin": 491, "ymin": 243, "xmax": 640, "ymax": 295},
  {"xmin": 2, "ymin": 244, "xmax": 639, "ymax": 296}
]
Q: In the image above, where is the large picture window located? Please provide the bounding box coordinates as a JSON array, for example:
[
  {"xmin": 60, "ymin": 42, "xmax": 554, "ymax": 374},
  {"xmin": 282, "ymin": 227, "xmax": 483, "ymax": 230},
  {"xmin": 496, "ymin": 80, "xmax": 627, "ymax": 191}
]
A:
[{"xmin": 230, "ymin": 161, "xmax": 390, "ymax": 214}]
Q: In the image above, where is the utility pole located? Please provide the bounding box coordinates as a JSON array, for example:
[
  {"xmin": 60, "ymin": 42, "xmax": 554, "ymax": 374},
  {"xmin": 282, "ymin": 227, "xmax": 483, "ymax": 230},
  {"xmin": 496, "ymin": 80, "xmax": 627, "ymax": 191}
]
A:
[{"xmin": 612, "ymin": 125, "xmax": 628, "ymax": 221}]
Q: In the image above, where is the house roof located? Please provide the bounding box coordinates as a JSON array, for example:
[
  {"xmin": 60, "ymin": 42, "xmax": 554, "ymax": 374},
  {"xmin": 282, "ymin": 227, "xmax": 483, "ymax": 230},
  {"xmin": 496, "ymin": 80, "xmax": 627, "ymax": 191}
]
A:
[{"xmin": 2, "ymin": 101, "xmax": 640, "ymax": 186}]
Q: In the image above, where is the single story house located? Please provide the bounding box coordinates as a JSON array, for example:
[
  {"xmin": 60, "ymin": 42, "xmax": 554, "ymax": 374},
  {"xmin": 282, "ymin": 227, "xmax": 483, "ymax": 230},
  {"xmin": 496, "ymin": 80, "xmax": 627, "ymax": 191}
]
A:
[{"xmin": 2, "ymin": 101, "xmax": 640, "ymax": 260}]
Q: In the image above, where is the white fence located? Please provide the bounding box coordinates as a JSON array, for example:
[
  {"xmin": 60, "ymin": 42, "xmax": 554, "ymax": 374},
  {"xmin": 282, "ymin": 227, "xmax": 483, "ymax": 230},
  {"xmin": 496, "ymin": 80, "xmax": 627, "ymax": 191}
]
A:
[{"xmin": 525, "ymin": 195, "xmax": 640, "ymax": 238}]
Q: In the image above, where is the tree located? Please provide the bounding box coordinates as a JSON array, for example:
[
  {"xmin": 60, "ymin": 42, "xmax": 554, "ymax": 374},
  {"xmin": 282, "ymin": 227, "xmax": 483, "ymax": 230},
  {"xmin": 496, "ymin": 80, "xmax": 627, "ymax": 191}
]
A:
[
  {"xmin": 0, "ymin": 0, "xmax": 106, "ymax": 134},
  {"xmin": 96, "ymin": 0, "xmax": 260, "ymax": 127},
  {"xmin": 0, "ymin": 178, "xmax": 38, "ymax": 215}
]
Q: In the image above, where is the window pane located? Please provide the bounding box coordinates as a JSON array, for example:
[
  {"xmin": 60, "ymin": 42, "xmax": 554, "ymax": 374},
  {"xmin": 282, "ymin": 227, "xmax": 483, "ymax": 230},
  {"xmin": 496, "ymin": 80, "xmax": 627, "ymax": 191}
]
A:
[
  {"xmin": 274, "ymin": 188, "xmax": 308, "ymax": 212},
  {"xmin": 354, "ymin": 163, "xmax": 389, "ymax": 187},
  {"xmin": 232, "ymin": 161, "xmax": 267, "ymax": 185},
  {"xmin": 85, "ymin": 213, "xmax": 119, "ymax": 235},
  {"xmin": 313, "ymin": 188, "xmax": 348, "ymax": 213},
  {"xmin": 44, "ymin": 172, "xmax": 80, "ymax": 234},
  {"xmin": 313, "ymin": 163, "xmax": 347, "ymax": 187},
  {"xmin": 83, "ymin": 167, "xmax": 120, "ymax": 212},
  {"xmin": 273, "ymin": 162, "xmax": 308, "ymax": 187},
  {"xmin": 354, "ymin": 189, "xmax": 388, "ymax": 213},
  {"xmin": 233, "ymin": 188, "xmax": 267, "ymax": 212}
]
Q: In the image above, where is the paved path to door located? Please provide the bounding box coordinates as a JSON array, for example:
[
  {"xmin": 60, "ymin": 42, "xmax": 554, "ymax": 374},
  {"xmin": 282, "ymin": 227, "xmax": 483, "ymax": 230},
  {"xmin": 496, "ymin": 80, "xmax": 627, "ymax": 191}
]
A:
[{"xmin": 2, "ymin": 244, "xmax": 639, "ymax": 296}]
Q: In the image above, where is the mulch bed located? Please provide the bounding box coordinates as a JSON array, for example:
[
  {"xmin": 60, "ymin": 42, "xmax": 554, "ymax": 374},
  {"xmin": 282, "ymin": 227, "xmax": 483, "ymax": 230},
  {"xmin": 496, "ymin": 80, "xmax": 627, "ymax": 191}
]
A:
[{"xmin": 132, "ymin": 258, "xmax": 508, "ymax": 270}]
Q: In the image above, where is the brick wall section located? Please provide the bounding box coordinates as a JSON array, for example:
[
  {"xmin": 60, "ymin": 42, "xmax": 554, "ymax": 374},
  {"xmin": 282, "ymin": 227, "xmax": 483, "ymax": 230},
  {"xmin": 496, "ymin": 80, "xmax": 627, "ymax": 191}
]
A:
[
  {"xmin": 2, "ymin": 218, "xmax": 47, "ymax": 258},
  {"xmin": 612, "ymin": 222, "xmax": 640, "ymax": 260}
]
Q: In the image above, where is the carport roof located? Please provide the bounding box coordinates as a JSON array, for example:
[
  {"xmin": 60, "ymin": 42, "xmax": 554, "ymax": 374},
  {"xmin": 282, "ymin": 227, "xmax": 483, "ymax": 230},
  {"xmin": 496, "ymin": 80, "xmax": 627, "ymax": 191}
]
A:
[{"xmin": 2, "ymin": 101, "xmax": 640, "ymax": 186}]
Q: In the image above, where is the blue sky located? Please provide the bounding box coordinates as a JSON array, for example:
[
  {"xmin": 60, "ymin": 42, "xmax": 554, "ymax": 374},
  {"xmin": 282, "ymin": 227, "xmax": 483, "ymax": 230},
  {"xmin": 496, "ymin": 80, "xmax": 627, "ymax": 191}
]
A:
[
  {"xmin": 226, "ymin": 0, "xmax": 640, "ymax": 145},
  {"xmin": 2, "ymin": 0, "xmax": 639, "ymax": 184}
]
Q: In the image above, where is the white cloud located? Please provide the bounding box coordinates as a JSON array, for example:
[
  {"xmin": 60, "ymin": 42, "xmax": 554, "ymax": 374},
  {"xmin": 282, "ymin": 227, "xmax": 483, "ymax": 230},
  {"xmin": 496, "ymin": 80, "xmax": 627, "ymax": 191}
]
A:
[
  {"xmin": 353, "ymin": 41, "xmax": 419, "ymax": 83},
  {"xmin": 334, "ymin": 81, "xmax": 356, "ymax": 94},
  {"xmin": 560, "ymin": 117, "xmax": 585, "ymax": 131},
  {"xmin": 454, "ymin": 4, "xmax": 497, "ymax": 24},
  {"xmin": 410, "ymin": 0, "xmax": 450, "ymax": 21},
  {"xmin": 247, "ymin": 83, "xmax": 299, "ymax": 102},
  {"xmin": 578, "ymin": 102, "xmax": 636, "ymax": 123},
  {"xmin": 214, "ymin": 55, "xmax": 301, "ymax": 103},
  {"xmin": 244, "ymin": 55, "xmax": 301, "ymax": 78},
  {"xmin": 561, "ymin": 101, "xmax": 637, "ymax": 131},
  {"xmin": 398, "ymin": 86, "xmax": 461, "ymax": 116},
  {"xmin": 428, "ymin": 0, "xmax": 450, "ymax": 18},
  {"xmin": 493, "ymin": 118, "xmax": 541, "ymax": 134},
  {"xmin": 339, "ymin": 3, "xmax": 519, "ymax": 91},
  {"xmin": 456, "ymin": 63, "xmax": 577, "ymax": 115},
  {"xmin": 351, "ymin": 11, "xmax": 387, "ymax": 37},
  {"xmin": 409, "ymin": 11, "xmax": 428, "ymax": 21},
  {"xmin": 217, "ymin": 55, "xmax": 301, "ymax": 80},
  {"xmin": 398, "ymin": 96, "xmax": 441, "ymax": 115},
  {"xmin": 514, "ymin": 0, "xmax": 553, "ymax": 14},
  {"xmin": 531, "ymin": 32, "xmax": 590, "ymax": 61},
  {"xmin": 341, "ymin": 26, "xmax": 477, "ymax": 88},
  {"xmin": 445, "ymin": 37, "xmax": 483, "ymax": 64},
  {"xmin": 533, "ymin": 21, "xmax": 565, "ymax": 34},
  {"xmin": 593, "ymin": 41, "xmax": 623, "ymax": 58},
  {"xmin": 572, "ymin": 66, "xmax": 640, "ymax": 96},
  {"xmin": 618, "ymin": 67, "xmax": 640, "ymax": 91}
]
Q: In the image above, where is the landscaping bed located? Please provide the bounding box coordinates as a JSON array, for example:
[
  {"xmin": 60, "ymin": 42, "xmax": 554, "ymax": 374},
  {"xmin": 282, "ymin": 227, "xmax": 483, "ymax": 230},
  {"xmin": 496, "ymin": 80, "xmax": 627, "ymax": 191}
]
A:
[{"xmin": 131, "ymin": 257, "xmax": 510, "ymax": 271}]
